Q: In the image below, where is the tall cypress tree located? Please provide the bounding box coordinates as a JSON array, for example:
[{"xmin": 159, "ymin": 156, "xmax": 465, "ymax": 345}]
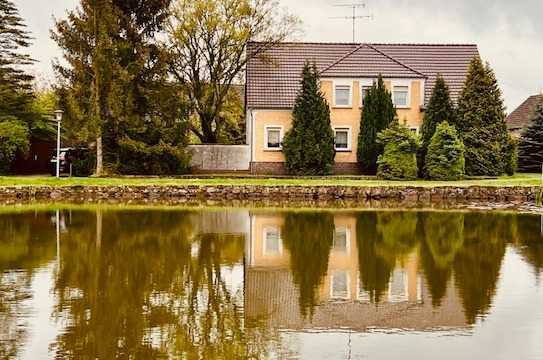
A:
[
  {"xmin": 518, "ymin": 105, "xmax": 543, "ymax": 172},
  {"xmin": 282, "ymin": 62, "xmax": 335, "ymax": 175},
  {"xmin": 419, "ymin": 74, "xmax": 455, "ymax": 174},
  {"xmin": 357, "ymin": 75, "xmax": 396, "ymax": 175},
  {"xmin": 456, "ymin": 57, "xmax": 513, "ymax": 176}
]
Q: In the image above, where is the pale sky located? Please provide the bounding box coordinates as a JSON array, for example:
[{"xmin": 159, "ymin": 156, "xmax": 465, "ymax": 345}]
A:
[{"xmin": 14, "ymin": 0, "xmax": 543, "ymax": 113}]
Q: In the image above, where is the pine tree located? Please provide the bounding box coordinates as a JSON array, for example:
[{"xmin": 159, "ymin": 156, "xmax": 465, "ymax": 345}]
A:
[
  {"xmin": 282, "ymin": 62, "xmax": 335, "ymax": 175},
  {"xmin": 0, "ymin": 0, "xmax": 35, "ymax": 172},
  {"xmin": 425, "ymin": 122, "xmax": 465, "ymax": 180},
  {"xmin": 456, "ymin": 57, "xmax": 513, "ymax": 176},
  {"xmin": 53, "ymin": 0, "xmax": 189, "ymax": 175},
  {"xmin": 518, "ymin": 105, "xmax": 543, "ymax": 172},
  {"xmin": 419, "ymin": 74, "xmax": 455, "ymax": 175},
  {"xmin": 357, "ymin": 75, "xmax": 396, "ymax": 174}
]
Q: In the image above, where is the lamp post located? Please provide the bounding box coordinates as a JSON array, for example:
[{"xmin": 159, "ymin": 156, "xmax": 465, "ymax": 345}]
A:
[{"xmin": 54, "ymin": 110, "xmax": 64, "ymax": 178}]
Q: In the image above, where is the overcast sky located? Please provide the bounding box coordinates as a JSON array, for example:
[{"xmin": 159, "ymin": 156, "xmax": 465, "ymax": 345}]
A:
[{"xmin": 14, "ymin": 0, "xmax": 543, "ymax": 112}]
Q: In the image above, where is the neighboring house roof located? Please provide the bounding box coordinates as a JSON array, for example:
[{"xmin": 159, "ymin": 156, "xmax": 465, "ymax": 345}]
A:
[
  {"xmin": 246, "ymin": 42, "xmax": 479, "ymax": 109},
  {"xmin": 506, "ymin": 94, "xmax": 543, "ymax": 131}
]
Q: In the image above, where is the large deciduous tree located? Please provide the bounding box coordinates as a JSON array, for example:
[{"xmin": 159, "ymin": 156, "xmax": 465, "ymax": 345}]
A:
[
  {"xmin": 167, "ymin": 0, "xmax": 300, "ymax": 143},
  {"xmin": 518, "ymin": 105, "xmax": 543, "ymax": 172},
  {"xmin": 455, "ymin": 57, "xmax": 516, "ymax": 176},
  {"xmin": 357, "ymin": 75, "xmax": 396, "ymax": 174},
  {"xmin": 419, "ymin": 74, "xmax": 455, "ymax": 175},
  {"xmin": 282, "ymin": 62, "xmax": 335, "ymax": 175}
]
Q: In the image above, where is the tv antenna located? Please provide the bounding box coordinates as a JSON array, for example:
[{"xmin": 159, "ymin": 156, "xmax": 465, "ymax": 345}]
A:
[{"xmin": 330, "ymin": 3, "xmax": 373, "ymax": 43}]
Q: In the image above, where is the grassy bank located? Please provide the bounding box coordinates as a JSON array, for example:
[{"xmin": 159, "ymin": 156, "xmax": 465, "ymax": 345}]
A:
[{"xmin": 0, "ymin": 173, "xmax": 541, "ymax": 188}]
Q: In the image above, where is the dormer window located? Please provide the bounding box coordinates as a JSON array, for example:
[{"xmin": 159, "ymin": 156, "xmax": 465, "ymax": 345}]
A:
[{"xmin": 334, "ymin": 81, "xmax": 353, "ymax": 107}]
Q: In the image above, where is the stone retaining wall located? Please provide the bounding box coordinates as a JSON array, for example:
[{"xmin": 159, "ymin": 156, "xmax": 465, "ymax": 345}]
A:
[{"xmin": 0, "ymin": 185, "xmax": 538, "ymax": 205}]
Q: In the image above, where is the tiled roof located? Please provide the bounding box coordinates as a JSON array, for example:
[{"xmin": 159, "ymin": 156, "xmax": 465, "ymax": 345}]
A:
[
  {"xmin": 246, "ymin": 42, "xmax": 479, "ymax": 109},
  {"xmin": 506, "ymin": 94, "xmax": 543, "ymax": 131}
]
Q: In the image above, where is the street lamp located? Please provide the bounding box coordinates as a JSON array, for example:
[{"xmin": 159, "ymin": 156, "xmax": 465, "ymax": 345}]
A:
[{"xmin": 54, "ymin": 110, "xmax": 64, "ymax": 178}]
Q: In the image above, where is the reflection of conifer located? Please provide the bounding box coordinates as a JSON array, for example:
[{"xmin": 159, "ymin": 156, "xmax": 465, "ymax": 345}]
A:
[
  {"xmin": 282, "ymin": 212, "xmax": 335, "ymax": 318},
  {"xmin": 516, "ymin": 215, "xmax": 543, "ymax": 274},
  {"xmin": 453, "ymin": 213, "xmax": 508, "ymax": 324},
  {"xmin": 356, "ymin": 212, "xmax": 418, "ymax": 304},
  {"xmin": 419, "ymin": 212, "xmax": 464, "ymax": 307}
]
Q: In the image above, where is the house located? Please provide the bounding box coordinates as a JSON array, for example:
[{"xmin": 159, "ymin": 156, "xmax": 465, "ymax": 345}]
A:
[
  {"xmin": 245, "ymin": 42, "xmax": 479, "ymax": 174},
  {"xmin": 506, "ymin": 94, "xmax": 543, "ymax": 138}
]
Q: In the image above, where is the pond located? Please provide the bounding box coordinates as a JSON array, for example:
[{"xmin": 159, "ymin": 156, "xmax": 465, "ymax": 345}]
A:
[{"xmin": 1, "ymin": 206, "xmax": 543, "ymax": 359}]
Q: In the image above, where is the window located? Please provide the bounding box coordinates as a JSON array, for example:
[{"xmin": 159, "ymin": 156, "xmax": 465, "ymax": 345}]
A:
[
  {"xmin": 334, "ymin": 83, "xmax": 352, "ymax": 107},
  {"xmin": 333, "ymin": 227, "xmax": 351, "ymax": 254},
  {"xmin": 263, "ymin": 227, "xmax": 282, "ymax": 256},
  {"xmin": 331, "ymin": 271, "xmax": 350, "ymax": 300},
  {"xmin": 393, "ymin": 86, "xmax": 409, "ymax": 107},
  {"xmin": 265, "ymin": 126, "xmax": 283, "ymax": 150},
  {"xmin": 409, "ymin": 127, "xmax": 419, "ymax": 134},
  {"xmin": 361, "ymin": 86, "xmax": 372, "ymax": 106},
  {"xmin": 334, "ymin": 127, "xmax": 352, "ymax": 151},
  {"xmin": 388, "ymin": 269, "xmax": 408, "ymax": 303}
]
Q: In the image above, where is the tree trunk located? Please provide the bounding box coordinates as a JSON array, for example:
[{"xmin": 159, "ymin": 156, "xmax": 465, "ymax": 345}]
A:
[{"xmin": 95, "ymin": 135, "xmax": 103, "ymax": 176}]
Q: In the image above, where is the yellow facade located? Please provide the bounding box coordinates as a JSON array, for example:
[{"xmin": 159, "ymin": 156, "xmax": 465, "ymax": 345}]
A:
[{"xmin": 250, "ymin": 79, "xmax": 424, "ymax": 164}]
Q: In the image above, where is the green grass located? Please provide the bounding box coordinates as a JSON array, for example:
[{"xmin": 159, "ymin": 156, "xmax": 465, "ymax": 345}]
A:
[{"xmin": 0, "ymin": 173, "xmax": 541, "ymax": 188}]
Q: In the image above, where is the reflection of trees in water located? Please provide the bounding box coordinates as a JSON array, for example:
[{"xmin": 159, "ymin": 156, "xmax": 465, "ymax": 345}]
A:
[
  {"xmin": 0, "ymin": 212, "xmax": 57, "ymax": 359},
  {"xmin": 419, "ymin": 212, "xmax": 464, "ymax": 307},
  {"xmin": 452, "ymin": 213, "xmax": 512, "ymax": 324},
  {"xmin": 356, "ymin": 212, "xmax": 418, "ymax": 303},
  {"xmin": 51, "ymin": 209, "xmax": 270, "ymax": 359},
  {"xmin": 515, "ymin": 214, "xmax": 543, "ymax": 276},
  {"xmin": 282, "ymin": 212, "xmax": 335, "ymax": 318}
]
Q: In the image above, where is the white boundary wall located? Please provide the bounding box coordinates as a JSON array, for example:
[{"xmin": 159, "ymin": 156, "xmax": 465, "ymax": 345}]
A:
[{"xmin": 188, "ymin": 145, "xmax": 250, "ymax": 172}]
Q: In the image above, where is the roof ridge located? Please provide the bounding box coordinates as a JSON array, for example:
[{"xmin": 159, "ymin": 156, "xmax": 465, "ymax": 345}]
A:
[
  {"xmin": 364, "ymin": 43, "xmax": 427, "ymax": 78},
  {"xmin": 247, "ymin": 41, "xmax": 478, "ymax": 47},
  {"xmin": 318, "ymin": 44, "xmax": 366, "ymax": 75}
]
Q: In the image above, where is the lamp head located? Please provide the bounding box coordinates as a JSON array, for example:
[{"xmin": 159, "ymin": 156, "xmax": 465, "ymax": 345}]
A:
[{"xmin": 54, "ymin": 110, "xmax": 64, "ymax": 122}]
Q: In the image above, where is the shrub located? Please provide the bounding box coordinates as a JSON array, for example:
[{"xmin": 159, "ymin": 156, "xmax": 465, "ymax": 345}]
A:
[
  {"xmin": 283, "ymin": 62, "xmax": 335, "ymax": 175},
  {"xmin": 503, "ymin": 136, "xmax": 518, "ymax": 176},
  {"xmin": 118, "ymin": 137, "xmax": 191, "ymax": 175},
  {"xmin": 425, "ymin": 122, "xmax": 465, "ymax": 180},
  {"xmin": 69, "ymin": 148, "xmax": 96, "ymax": 177},
  {"xmin": 0, "ymin": 117, "xmax": 29, "ymax": 174},
  {"xmin": 376, "ymin": 123, "xmax": 420, "ymax": 180}
]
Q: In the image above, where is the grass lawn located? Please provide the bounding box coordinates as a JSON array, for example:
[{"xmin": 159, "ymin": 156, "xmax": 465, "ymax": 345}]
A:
[{"xmin": 0, "ymin": 173, "xmax": 541, "ymax": 188}]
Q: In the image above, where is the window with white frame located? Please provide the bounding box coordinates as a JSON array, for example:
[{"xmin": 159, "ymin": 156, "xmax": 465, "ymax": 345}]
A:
[
  {"xmin": 334, "ymin": 127, "xmax": 351, "ymax": 151},
  {"xmin": 393, "ymin": 85, "xmax": 409, "ymax": 107},
  {"xmin": 263, "ymin": 227, "xmax": 282, "ymax": 256},
  {"xmin": 334, "ymin": 83, "xmax": 352, "ymax": 107},
  {"xmin": 333, "ymin": 226, "xmax": 351, "ymax": 254},
  {"xmin": 331, "ymin": 271, "xmax": 350, "ymax": 300},
  {"xmin": 361, "ymin": 85, "xmax": 372, "ymax": 106},
  {"xmin": 388, "ymin": 269, "xmax": 408, "ymax": 303},
  {"xmin": 265, "ymin": 126, "xmax": 282, "ymax": 150}
]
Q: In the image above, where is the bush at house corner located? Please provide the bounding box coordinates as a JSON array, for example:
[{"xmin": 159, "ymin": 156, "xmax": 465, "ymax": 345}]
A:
[
  {"xmin": 283, "ymin": 62, "xmax": 335, "ymax": 176},
  {"xmin": 425, "ymin": 122, "xmax": 465, "ymax": 181},
  {"xmin": 377, "ymin": 123, "xmax": 420, "ymax": 180}
]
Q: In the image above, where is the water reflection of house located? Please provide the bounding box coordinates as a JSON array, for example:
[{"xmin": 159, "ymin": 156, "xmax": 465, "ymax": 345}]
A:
[{"xmin": 245, "ymin": 211, "xmax": 467, "ymax": 332}]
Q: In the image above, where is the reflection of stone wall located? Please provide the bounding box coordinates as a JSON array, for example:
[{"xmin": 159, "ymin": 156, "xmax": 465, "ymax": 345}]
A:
[{"xmin": 1, "ymin": 185, "xmax": 537, "ymax": 204}]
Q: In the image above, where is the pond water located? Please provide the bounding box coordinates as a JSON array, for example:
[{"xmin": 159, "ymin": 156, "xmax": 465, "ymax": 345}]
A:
[{"xmin": 1, "ymin": 207, "xmax": 543, "ymax": 359}]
